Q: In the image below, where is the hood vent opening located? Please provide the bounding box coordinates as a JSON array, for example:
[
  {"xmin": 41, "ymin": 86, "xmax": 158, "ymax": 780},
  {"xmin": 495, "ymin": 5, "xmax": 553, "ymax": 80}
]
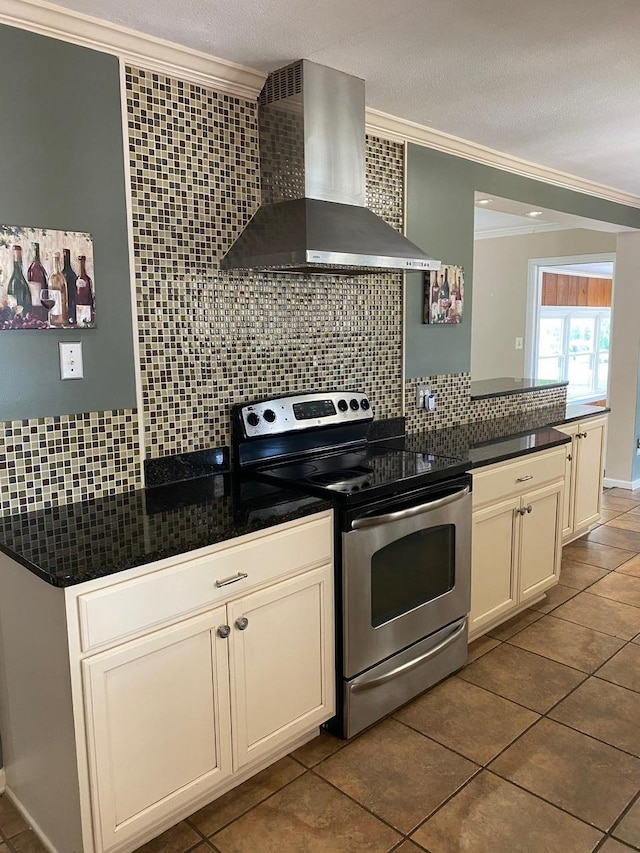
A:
[
  {"xmin": 260, "ymin": 61, "xmax": 303, "ymax": 106},
  {"xmin": 221, "ymin": 59, "xmax": 440, "ymax": 277}
]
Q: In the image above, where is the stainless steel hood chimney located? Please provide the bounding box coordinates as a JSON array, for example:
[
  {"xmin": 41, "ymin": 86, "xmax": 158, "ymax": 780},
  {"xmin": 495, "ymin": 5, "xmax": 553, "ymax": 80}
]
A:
[{"xmin": 220, "ymin": 60, "xmax": 440, "ymax": 277}]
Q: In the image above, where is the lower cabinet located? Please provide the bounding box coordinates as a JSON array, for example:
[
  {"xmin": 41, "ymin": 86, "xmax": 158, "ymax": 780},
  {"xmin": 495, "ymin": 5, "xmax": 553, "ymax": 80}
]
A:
[
  {"xmin": 228, "ymin": 567, "xmax": 332, "ymax": 770},
  {"xmin": 555, "ymin": 415, "xmax": 607, "ymax": 542},
  {"xmin": 0, "ymin": 509, "xmax": 335, "ymax": 853},
  {"xmin": 83, "ymin": 609, "xmax": 233, "ymax": 853},
  {"xmin": 470, "ymin": 447, "xmax": 565, "ymax": 639},
  {"xmin": 83, "ymin": 561, "xmax": 334, "ymax": 853}
]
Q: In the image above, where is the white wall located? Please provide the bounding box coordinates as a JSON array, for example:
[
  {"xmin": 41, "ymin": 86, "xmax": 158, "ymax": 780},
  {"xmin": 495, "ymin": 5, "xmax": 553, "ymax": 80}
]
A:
[
  {"xmin": 471, "ymin": 229, "xmax": 617, "ymax": 380},
  {"xmin": 606, "ymin": 231, "xmax": 640, "ymax": 486}
]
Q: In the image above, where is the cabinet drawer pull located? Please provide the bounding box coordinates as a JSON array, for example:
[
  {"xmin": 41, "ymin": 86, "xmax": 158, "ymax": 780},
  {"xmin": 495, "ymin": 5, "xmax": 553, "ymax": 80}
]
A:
[
  {"xmin": 217, "ymin": 625, "xmax": 231, "ymax": 639},
  {"xmin": 526, "ymin": 505, "xmax": 533, "ymax": 513},
  {"xmin": 235, "ymin": 617, "xmax": 249, "ymax": 631},
  {"xmin": 215, "ymin": 572, "xmax": 248, "ymax": 588},
  {"xmin": 578, "ymin": 431, "xmax": 588, "ymax": 438},
  {"xmin": 515, "ymin": 507, "xmax": 526, "ymax": 516},
  {"xmin": 567, "ymin": 453, "xmax": 572, "ymax": 461},
  {"xmin": 516, "ymin": 475, "xmax": 533, "ymax": 482}
]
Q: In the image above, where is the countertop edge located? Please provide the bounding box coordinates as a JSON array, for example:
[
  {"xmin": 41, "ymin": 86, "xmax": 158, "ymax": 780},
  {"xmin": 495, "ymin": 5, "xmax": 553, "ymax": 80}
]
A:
[
  {"xmin": 470, "ymin": 378, "xmax": 569, "ymax": 401},
  {"xmin": 0, "ymin": 495, "xmax": 335, "ymax": 588},
  {"xmin": 553, "ymin": 405, "xmax": 611, "ymax": 425},
  {"xmin": 468, "ymin": 429, "xmax": 571, "ymax": 470}
]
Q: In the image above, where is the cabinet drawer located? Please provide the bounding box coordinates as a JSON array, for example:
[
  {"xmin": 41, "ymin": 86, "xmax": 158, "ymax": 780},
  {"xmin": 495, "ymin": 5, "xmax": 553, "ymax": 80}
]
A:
[
  {"xmin": 473, "ymin": 448, "xmax": 565, "ymax": 508},
  {"xmin": 78, "ymin": 512, "xmax": 332, "ymax": 653}
]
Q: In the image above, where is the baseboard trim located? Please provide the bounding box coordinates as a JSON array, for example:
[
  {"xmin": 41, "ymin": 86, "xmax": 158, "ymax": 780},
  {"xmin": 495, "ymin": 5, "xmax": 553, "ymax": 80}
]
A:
[
  {"xmin": 603, "ymin": 477, "xmax": 640, "ymax": 490},
  {"xmin": 4, "ymin": 786, "xmax": 58, "ymax": 853}
]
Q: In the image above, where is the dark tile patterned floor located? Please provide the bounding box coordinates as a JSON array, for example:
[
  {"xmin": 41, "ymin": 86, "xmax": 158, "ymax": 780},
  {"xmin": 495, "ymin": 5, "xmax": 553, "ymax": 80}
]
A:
[{"xmin": 2, "ymin": 488, "xmax": 640, "ymax": 852}]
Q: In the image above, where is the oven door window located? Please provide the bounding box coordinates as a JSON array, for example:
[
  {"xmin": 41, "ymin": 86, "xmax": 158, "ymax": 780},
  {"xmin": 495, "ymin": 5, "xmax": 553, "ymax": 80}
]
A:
[{"xmin": 370, "ymin": 525, "xmax": 455, "ymax": 628}]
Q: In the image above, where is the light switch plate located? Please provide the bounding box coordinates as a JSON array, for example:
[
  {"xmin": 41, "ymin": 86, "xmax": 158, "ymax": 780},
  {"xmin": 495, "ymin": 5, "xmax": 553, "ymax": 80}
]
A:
[{"xmin": 59, "ymin": 342, "xmax": 83, "ymax": 380}]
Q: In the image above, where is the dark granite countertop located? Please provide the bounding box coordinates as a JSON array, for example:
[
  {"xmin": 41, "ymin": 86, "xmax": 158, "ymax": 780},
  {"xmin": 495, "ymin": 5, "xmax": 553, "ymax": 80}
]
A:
[
  {"xmin": 394, "ymin": 401, "xmax": 608, "ymax": 469},
  {"xmin": 390, "ymin": 424, "xmax": 570, "ymax": 469},
  {"xmin": 554, "ymin": 403, "xmax": 611, "ymax": 424},
  {"xmin": 0, "ymin": 476, "xmax": 332, "ymax": 588},
  {"xmin": 470, "ymin": 377, "xmax": 569, "ymax": 400}
]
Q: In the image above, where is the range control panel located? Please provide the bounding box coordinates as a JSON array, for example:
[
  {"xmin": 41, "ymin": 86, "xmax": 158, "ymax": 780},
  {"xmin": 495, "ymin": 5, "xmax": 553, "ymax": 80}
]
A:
[{"xmin": 238, "ymin": 391, "xmax": 373, "ymax": 438}]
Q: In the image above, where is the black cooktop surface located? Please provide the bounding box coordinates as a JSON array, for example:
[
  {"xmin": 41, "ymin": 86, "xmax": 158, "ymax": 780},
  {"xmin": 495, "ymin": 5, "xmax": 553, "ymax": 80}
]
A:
[{"xmin": 255, "ymin": 441, "xmax": 469, "ymax": 503}]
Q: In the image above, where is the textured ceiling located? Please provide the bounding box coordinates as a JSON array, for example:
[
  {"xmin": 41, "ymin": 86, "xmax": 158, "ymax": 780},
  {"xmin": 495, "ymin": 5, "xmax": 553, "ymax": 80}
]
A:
[{"xmin": 49, "ymin": 0, "xmax": 640, "ymax": 195}]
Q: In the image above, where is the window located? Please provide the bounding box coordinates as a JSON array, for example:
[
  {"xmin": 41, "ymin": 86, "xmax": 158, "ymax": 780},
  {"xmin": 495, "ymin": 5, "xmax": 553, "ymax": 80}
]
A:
[{"xmin": 536, "ymin": 307, "xmax": 610, "ymax": 402}]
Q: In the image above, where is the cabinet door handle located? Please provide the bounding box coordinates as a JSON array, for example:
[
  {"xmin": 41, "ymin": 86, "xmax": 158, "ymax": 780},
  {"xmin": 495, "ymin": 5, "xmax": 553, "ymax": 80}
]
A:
[
  {"xmin": 235, "ymin": 617, "xmax": 249, "ymax": 631},
  {"xmin": 215, "ymin": 571, "xmax": 248, "ymax": 588},
  {"xmin": 516, "ymin": 475, "xmax": 533, "ymax": 482},
  {"xmin": 217, "ymin": 625, "xmax": 231, "ymax": 639},
  {"xmin": 577, "ymin": 431, "xmax": 588, "ymax": 438},
  {"xmin": 526, "ymin": 505, "xmax": 533, "ymax": 513},
  {"xmin": 515, "ymin": 507, "xmax": 526, "ymax": 516},
  {"xmin": 567, "ymin": 453, "xmax": 572, "ymax": 461}
]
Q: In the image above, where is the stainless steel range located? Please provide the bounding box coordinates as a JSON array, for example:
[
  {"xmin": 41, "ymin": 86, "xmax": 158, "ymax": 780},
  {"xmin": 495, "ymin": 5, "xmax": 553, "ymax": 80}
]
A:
[{"xmin": 232, "ymin": 391, "xmax": 472, "ymax": 738}]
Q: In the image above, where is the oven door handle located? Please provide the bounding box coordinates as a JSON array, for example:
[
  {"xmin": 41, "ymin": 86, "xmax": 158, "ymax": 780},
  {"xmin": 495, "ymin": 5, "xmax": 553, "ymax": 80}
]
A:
[
  {"xmin": 350, "ymin": 486, "xmax": 469, "ymax": 530},
  {"xmin": 350, "ymin": 621, "xmax": 466, "ymax": 693}
]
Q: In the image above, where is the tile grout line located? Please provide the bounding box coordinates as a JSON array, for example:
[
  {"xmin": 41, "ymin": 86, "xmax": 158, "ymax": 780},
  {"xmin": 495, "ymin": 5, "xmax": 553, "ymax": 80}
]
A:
[
  {"xmin": 184, "ymin": 765, "xmax": 313, "ymax": 842},
  {"xmin": 307, "ymin": 762, "xmax": 447, "ymax": 842}
]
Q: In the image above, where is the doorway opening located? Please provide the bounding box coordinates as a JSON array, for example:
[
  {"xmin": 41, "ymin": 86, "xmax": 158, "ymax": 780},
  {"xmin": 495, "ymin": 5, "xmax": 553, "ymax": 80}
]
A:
[{"xmin": 525, "ymin": 255, "xmax": 615, "ymax": 405}]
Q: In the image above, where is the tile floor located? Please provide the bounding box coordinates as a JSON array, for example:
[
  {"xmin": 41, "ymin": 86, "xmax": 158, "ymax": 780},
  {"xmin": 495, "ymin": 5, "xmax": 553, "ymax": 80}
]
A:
[{"xmin": 2, "ymin": 488, "xmax": 640, "ymax": 852}]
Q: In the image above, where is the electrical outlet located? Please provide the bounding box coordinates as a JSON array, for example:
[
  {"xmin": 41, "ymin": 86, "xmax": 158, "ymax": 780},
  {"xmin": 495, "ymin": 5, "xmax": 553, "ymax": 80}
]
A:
[
  {"xmin": 59, "ymin": 342, "xmax": 83, "ymax": 380},
  {"xmin": 415, "ymin": 384, "xmax": 430, "ymax": 409},
  {"xmin": 515, "ymin": 337, "xmax": 524, "ymax": 350}
]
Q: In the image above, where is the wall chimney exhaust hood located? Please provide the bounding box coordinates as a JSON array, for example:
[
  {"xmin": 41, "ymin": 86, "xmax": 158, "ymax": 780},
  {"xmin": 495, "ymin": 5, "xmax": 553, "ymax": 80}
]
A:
[{"xmin": 220, "ymin": 60, "xmax": 440, "ymax": 277}]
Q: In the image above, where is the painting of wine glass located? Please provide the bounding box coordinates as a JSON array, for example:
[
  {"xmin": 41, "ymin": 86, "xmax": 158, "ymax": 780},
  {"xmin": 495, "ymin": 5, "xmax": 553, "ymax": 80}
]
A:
[
  {"xmin": 423, "ymin": 264, "xmax": 464, "ymax": 325},
  {"xmin": 0, "ymin": 224, "xmax": 96, "ymax": 330}
]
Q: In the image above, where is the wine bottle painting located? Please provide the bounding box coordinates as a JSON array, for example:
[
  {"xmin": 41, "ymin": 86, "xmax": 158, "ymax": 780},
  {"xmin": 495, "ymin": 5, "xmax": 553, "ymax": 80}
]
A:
[
  {"xmin": 0, "ymin": 225, "xmax": 96, "ymax": 330},
  {"xmin": 422, "ymin": 264, "xmax": 464, "ymax": 325}
]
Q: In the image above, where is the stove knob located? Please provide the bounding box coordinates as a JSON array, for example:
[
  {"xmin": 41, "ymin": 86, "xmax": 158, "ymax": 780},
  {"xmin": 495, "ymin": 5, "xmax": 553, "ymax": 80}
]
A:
[
  {"xmin": 337, "ymin": 399, "xmax": 349, "ymax": 412},
  {"xmin": 350, "ymin": 398, "xmax": 360, "ymax": 411},
  {"xmin": 246, "ymin": 412, "xmax": 260, "ymax": 427},
  {"xmin": 360, "ymin": 399, "xmax": 370, "ymax": 411},
  {"xmin": 263, "ymin": 409, "xmax": 276, "ymax": 423}
]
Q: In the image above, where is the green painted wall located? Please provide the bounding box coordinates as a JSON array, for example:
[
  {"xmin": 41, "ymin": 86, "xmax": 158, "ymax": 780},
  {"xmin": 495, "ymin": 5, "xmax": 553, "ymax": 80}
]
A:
[
  {"xmin": 0, "ymin": 26, "xmax": 136, "ymax": 420},
  {"xmin": 405, "ymin": 144, "xmax": 640, "ymax": 378}
]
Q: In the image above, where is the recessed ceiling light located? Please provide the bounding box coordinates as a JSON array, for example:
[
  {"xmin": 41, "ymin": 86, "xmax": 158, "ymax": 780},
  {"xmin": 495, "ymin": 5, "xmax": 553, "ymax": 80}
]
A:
[
  {"xmin": 477, "ymin": 199, "xmax": 493, "ymax": 205},
  {"xmin": 526, "ymin": 211, "xmax": 543, "ymax": 217}
]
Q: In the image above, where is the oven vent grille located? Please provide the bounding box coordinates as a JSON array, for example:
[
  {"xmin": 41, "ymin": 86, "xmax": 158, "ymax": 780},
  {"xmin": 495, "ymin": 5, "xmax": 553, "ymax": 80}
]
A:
[{"xmin": 260, "ymin": 61, "xmax": 303, "ymax": 106}]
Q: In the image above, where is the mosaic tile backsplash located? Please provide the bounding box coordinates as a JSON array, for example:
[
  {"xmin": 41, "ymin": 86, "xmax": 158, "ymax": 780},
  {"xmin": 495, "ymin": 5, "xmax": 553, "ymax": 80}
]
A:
[
  {"xmin": 126, "ymin": 66, "xmax": 405, "ymax": 458},
  {"xmin": 404, "ymin": 374, "xmax": 568, "ymax": 434},
  {"xmin": 0, "ymin": 410, "xmax": 141, "ymax": 515}
]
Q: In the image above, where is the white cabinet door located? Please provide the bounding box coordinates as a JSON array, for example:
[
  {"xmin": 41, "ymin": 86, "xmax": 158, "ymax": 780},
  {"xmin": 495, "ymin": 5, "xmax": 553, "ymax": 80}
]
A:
[
  {"xmin": 519, "ymin": 481, "xmax": 563, "ymax": 601},
  {"xmin": 470, "ymin": 497, "xmax": 519, "ymax": 635},
  {"xmin": 228, "ymin": 565, "xmax": 335, "ymax": 769},
  {"xmin": 574, "ymin": 417, "xmax": 607, "ymax": 531},
  {"xmin": 83, "ymin": 608, "xmax": 232, "ymax": 853},
  {"xmin": 555, "ymin": 423, "xmax": 577, "ymax": 540}
]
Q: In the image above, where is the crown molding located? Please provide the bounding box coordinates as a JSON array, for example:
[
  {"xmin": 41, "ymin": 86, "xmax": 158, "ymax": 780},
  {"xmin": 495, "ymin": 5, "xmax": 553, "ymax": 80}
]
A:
[
  {"xmin": 366, "ymin": 108, "xmax": 640, "ymax": 209},
  {"xmin": 0, "ymin": 0, "xmax": 266, "ymax": 99},
  {"xmin": 474, "ymin": 223, "xmax": 568, "ymax": 241},
  {"xmin": 3, "ymin": 0, "xmax": 640, "ymax": 209}
]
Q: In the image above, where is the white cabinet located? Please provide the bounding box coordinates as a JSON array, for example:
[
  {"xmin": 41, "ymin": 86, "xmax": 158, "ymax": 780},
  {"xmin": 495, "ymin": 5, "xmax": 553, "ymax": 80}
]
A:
[
  {"xmin": 470, "ymin": 447, "xmax": 565, "ymax": 639},
  {"xmin": 83, "ymin": 609, "xmax": 232, "ymax": 853},
  {"xmin": 0, "ymin": 509, "xmax": 334, "ymax": 853},
  {"xmin": 555, "ymin": 415, "xmax": 607, "ymax": 543},
  {"xmin": 228, "ymin": 566, "xmax": 333, "ymax": 770}
]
